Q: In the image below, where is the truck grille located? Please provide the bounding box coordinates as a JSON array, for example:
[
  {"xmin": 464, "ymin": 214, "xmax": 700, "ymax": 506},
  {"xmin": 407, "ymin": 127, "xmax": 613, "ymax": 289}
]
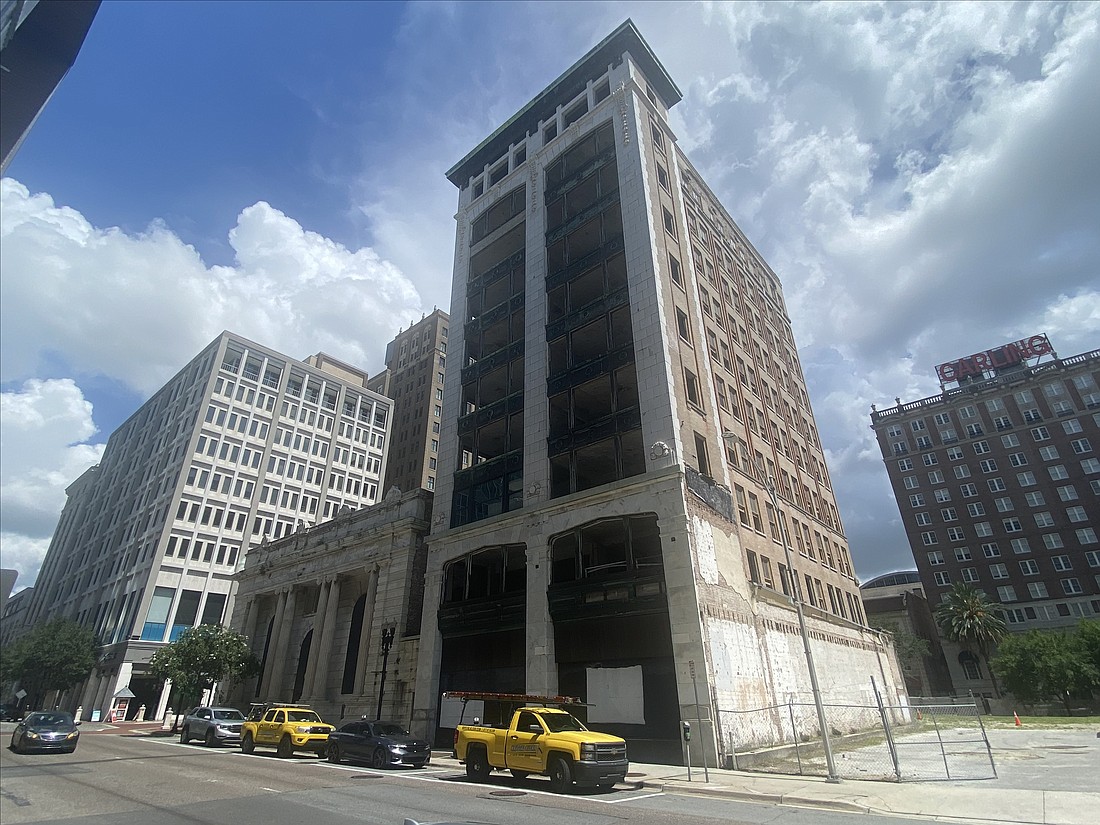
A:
[{"xmin": 593, "ymin": 743, "xmax": 627, "ymax": 762}]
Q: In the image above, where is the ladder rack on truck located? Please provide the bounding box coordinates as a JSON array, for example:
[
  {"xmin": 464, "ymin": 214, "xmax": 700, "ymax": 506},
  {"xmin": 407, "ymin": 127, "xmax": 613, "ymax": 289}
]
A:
[{"xmin": 442, "ymin": 691, "xmax": 584, "ymax": 727}]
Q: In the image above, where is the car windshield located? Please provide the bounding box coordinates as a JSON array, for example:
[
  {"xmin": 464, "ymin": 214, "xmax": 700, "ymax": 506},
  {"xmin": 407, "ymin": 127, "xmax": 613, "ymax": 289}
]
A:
[
  {"xmin": 26, "ymin": 712, "xmax": 72, "ymax": 727},
  {"xmin": 374, "ymin": 723, "xmax": 408, "ymax": 736},
  {"xmin": 287, "ymin": 710, "xmax": 323, "ymax": 723},
  {"xmin": 540, "ymin": 712, "xmax": 587, "ymax": 733},
  {"xmin": 213, "ymin": 709, "xmax": 245, "ymax": 720}
]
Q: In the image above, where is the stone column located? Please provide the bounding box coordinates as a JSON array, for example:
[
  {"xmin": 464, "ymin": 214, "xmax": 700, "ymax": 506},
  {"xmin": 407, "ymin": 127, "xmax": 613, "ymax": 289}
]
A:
[
  {"xmin": 524, "ymin": 541, "xmax": 557, "ymax": 696},
  {"xmin": 243, "ymin": 597, "xmax": 258, "ymax": 647},
  {"xmin": 411, "ymin": 564, "xmax": 444, "ymax": 739},
  {"xmin": 311, "ymin": 576, "xmax": 341, "ymax": 698},
  {"xmin": 260, "ymin": 589, "xmax": 288, "ymax": 700},
  {"xmin": 302, "ymin": 579, "xmax": 330, "ymax": 696},
  {"xmin": 240, "ymin": 597, "xmax": 260, "ymax": 702},
  {"xmin": 355, "ymin": 568, "xmax": 380, "ymax": 695},
  {"xmin": 271, "ymin": 587, "xmax": 297, "ymax": 700}
]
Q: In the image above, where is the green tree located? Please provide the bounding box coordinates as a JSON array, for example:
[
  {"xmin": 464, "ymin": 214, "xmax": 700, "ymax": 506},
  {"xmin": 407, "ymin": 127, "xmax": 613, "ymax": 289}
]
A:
[
  {"xmin": 992, "ymin": 623, "xmax": 1100, "ymax": 713},
  {"xmin": 0, "ymin": 619, "xmax": 97, "ymax": 709},
  {"xmin": 935, "ymin": 583, "xmax": 1007, "ymax": 697},
  {"xmin": 148, "ymin": 625, "xmax": 260, "ymax": 721}
]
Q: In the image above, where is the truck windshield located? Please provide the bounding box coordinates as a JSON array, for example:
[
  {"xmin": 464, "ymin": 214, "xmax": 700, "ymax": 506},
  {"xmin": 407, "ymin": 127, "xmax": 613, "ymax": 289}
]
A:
[{"xmin": 541, "ymin": 713, "xmax": 587, "ymax": 732}]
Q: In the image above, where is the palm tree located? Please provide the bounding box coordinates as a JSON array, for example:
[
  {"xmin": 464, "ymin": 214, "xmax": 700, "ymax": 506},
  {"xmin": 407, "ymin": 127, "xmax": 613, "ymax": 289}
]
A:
[{"xmin": 935, "ymin": 583, "xmax": 1007, "ymax": 697}]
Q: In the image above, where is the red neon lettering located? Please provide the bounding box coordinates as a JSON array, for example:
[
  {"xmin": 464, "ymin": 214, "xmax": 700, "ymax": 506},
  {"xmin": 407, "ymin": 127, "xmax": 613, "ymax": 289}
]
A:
[{"xmin": 1026, "ymin": 334, "xmax": 1051, "ymax": 356}]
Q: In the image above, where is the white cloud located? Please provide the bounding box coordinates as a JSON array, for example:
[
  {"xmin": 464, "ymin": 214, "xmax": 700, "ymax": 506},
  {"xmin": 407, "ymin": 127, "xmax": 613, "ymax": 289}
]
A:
[
  {"xmin": 0, "ymin": 179, "xmax": 426, "ymax": 587},
  {"xmin": 0, "ymin": 178, "xmax": 425, "ymax": 395},
  {"xmin": 0, "ymin": 379, "xmax": 105, "ymax": 585},
  {"xmin": 650, "ymin": 2, "xmax": 1100, "ymax": 578}
]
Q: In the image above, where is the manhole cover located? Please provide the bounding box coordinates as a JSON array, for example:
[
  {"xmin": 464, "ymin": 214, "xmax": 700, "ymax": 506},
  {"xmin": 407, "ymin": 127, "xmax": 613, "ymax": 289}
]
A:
[{"xmin": 490, "ymin": 790, "xmax": 527, "ymax": 797}]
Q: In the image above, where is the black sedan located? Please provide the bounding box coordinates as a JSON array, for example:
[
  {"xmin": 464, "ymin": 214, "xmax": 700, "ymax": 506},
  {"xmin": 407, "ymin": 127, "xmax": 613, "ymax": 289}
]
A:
[
  {"xmin": 9, "ymin": 711, "xmax": 81, "ymax": 754},
  {"xmin": 326, "ymin": 719, "xmax": 431, "ymax": 768}
]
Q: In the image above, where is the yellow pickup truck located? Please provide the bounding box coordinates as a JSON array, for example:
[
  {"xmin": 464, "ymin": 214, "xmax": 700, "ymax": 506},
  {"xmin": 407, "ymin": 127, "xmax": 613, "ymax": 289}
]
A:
[
  {"xmin": 449, "ymin": 693, "xmax": 628, "ymax": 793},
  {"xmin": 240, "ymin": 703, "xmax": 334, "ymax": 758}
]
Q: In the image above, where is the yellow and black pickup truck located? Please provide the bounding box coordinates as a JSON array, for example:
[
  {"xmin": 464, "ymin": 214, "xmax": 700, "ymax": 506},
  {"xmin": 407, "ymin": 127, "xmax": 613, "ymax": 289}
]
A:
[
  {"xmin": 448, "ymin": 692, "xmax": 627, "ymax": 793},
  {"xmin": 240, "ymin": 703, "xmax": 334, "ymax": 758}
]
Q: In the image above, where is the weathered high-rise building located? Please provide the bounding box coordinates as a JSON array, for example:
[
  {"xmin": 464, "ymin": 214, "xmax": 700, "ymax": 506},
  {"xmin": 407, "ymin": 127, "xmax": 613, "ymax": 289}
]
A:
[
  {"xmin": 367, "ymin": 310, "xmax": 449, "ymax": 495},
  {"xmin": 413, "ymin": 21, "xmax": 902, "ymax": 764}
]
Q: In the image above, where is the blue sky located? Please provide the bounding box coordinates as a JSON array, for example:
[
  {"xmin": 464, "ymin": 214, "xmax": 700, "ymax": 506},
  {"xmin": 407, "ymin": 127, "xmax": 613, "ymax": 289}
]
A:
[{"xmin": 3, "ymin": 1, "xmax": 1099, "ymax": 590}]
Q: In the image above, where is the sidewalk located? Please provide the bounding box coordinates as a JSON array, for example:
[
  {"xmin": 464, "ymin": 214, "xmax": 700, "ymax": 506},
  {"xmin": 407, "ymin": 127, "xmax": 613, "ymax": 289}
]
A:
[
  {"xmin": 621, "ymin": 760, "xmax": 1097, "ymax": 825},
  {"xmin": 425, "ymin": 748, "xmax": 1098, "ymax": 825}
]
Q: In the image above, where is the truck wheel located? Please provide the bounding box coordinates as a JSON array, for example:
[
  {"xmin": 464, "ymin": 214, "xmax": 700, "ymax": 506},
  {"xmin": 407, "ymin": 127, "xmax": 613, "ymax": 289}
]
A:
[
  {"xmin": 509, "ymin": 770, "xmax": 529, "ymax": 780},
  {"xmin": 179, "ymin": 727, "xmax": 190, "ymax": 744},
  {"xmin": 241, "ymin": 731, "xmax": 255, "ymax": 753},
  {"xmin": 465, "ymin": 745, "xmax": 490, "ymax": 781},
  {"xmin": 277, "ymin": 735, "xmax": 293, "ymax": 758},
  {"xmin": 205, "ymin": 728, "xmax": 217, "ymax": 747},
  {"xmin": 548, "ymin": 756, "xmax": 573, "ymax": 793},
  {"xmin": 327, "ymin": 743, "xmax": 341, "ymax": 763}
]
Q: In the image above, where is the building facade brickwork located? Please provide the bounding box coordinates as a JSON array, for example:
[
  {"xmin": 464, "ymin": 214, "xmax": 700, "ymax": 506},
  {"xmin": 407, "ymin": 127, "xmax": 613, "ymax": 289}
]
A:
[
  {"xmin": 871, "ymin": 344, "xmax": 1099, "ymax": 695},
  {"xmin": 366, "ymin": 310, "xmax": 449, "ymax": 495}
]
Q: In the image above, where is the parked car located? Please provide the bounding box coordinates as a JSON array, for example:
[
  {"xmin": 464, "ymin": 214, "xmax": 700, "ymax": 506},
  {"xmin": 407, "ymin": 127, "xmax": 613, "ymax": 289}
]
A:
[
  {"xmin": 240, "ymin": 703, "xmax": 334, "ymax": 757},
  {"xmin": 9, "ymin": 711, "xmax": 80, "ymax": 754},
  {"xmin": 326, "ymin": 719, "xmax": 431, "ymax": 768},
  {"xmin": 0, "ymin": 702, "xmax": 24, "ymax": 722},
  {"xmin": 180, "ymin": 706, "xmax": 246, "ymax": 746}
]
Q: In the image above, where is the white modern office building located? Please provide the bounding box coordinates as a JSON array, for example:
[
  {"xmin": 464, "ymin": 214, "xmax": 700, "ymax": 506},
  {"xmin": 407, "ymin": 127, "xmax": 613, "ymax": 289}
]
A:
[{"xmin": 20, "ymin": 331, "xmax": 391, "ymax": 720}]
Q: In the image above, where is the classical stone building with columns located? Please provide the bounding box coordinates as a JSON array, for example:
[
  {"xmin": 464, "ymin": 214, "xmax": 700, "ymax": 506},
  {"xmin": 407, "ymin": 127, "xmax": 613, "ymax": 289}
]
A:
[
  {"xmin": 411, "ymin": 21, "xmax": 905, "ymax": 765},
  {"xmin": 227, "ymin": 489, "xmax": 430, "ymax": 724}
]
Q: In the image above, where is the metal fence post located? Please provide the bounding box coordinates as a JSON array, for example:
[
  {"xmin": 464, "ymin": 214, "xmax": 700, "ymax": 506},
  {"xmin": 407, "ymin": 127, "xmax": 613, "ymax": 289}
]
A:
[
  {"xmin": 872, "ymin": 676, "xmax": 901, "ymax": 780},
  {"xmin": 787, "ymin": 701, "xmax": 803, "ymax": 776}
]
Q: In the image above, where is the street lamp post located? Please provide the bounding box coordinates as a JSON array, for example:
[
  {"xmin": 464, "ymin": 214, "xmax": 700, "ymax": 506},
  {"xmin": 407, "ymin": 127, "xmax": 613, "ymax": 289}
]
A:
[
  {"xmin": 375, "ymin": 626, "xmax": 396, "ymax": 721},
  {"xmin": 724, "ymin": 434, "xmax": 839, "ymax": 781}
]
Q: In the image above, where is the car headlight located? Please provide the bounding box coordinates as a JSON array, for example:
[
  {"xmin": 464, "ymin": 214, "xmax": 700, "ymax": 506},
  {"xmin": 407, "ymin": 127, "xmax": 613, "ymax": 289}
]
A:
[
  {"xmin": 296, "ymin": 725, "xmax": 313, "ymax": 733},
  {"xmin": 580, "ymin": 743, "xmax": 596, "ymax": 758},
  {"xmin": 26, "ymin": 731, "xmax": 41, "ymax": 740},
  {"xmin": 66, "ymin": 731, "xmax": 78, "ymax": 739}
]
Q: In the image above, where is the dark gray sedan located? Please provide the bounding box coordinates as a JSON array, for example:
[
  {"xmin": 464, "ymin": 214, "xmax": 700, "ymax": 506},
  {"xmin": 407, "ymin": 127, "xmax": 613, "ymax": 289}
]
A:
[
  {"xmin": 9, "ymin": 711, "xmax": 80, "ymax": 754},
  {"xmin": 326, "ymin": 720, "xmax": 431, "ymax": 768}
]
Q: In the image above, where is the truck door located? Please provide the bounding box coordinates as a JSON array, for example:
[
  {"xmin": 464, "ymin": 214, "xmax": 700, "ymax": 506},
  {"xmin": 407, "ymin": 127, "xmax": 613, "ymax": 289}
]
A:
[
  {"xmin": 506, "ymin": 711, "xmax": 545, "ymax": 773},
  {"xmin": 260, "ymin": 709, "xmax": 283, "ymax": 743}
]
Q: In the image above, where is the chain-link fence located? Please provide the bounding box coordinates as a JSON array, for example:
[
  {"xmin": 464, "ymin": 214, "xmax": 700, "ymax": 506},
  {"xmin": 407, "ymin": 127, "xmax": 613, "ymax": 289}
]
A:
[{"xmin": 718, "ymin": 698, "xmax": 996, "ymax": 781}]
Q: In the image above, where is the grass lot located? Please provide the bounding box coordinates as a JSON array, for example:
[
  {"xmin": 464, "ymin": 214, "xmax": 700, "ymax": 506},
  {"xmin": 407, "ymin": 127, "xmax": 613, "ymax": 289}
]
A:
[{"xmin": 983, "ymin": 715, "xmax": 1100, "ymax": 728}]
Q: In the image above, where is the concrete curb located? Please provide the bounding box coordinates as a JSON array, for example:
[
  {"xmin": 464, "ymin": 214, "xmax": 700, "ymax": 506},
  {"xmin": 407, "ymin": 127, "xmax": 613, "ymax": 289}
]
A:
[{"xmin": 642, "ymin": 779, "xmax": 873, "ymax": 814}]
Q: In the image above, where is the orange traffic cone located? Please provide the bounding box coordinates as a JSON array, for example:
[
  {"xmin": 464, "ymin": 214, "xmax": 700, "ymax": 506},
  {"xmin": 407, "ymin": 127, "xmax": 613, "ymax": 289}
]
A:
[{"xmin": 1014, "ymin": 711, "xmax": 1021, "ymax": 726}]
